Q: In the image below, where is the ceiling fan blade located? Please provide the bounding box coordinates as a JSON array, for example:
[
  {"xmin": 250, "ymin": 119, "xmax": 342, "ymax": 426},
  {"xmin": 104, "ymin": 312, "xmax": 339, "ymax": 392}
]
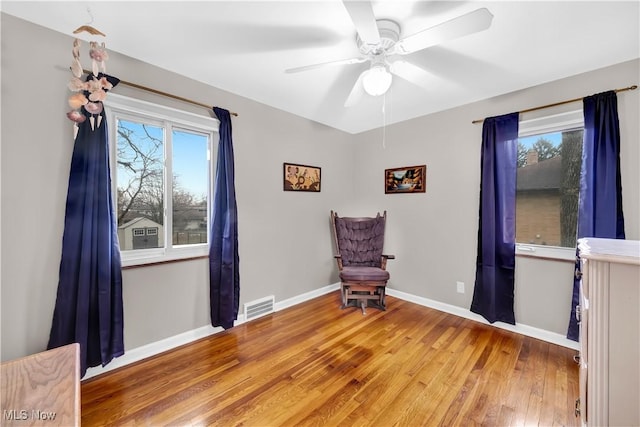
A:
[
  {"xmin": 285, "ymin": 57, "xmax": 367, "ymax": 73},
  {"xmin": 344, "ymin": 71, "xmax": 367, "ymax": 107},
  {"xmin": 342, "ymin": 0, "xmax": 380, "ymax": 45},
  {"xmin": 389, "ymin": 60, "xmax": 434, "ymax": 91},
  {"xmin": 392, "ymin": 8, "xmax": 493, "ymax": 55}
]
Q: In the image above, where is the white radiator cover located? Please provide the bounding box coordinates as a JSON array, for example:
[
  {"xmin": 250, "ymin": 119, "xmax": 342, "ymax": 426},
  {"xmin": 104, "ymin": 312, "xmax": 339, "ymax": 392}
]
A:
[
  {"xmin": 578, "ymin": 238, "xmax": 640, "ymax": 426},
  {"xmin": 244, "ymin": 295, "xmax": 275, "ymax": 321}
]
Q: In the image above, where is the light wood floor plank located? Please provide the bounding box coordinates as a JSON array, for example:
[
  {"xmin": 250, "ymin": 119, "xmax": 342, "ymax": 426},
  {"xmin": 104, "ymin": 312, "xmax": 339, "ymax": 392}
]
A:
[{"xmin": 81, "ymin": 292, "xmax": 579, "ymax": 426}]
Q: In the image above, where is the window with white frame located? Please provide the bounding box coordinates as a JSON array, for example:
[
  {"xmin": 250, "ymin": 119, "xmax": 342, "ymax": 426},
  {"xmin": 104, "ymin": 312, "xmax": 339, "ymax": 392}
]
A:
[
  {"xmin": 516, "ymin": 110, "xmax": 584, "ymax": 260},
  {"xmin": 105, "ymin": 94, "xmax": 218, "ymax": 266}
]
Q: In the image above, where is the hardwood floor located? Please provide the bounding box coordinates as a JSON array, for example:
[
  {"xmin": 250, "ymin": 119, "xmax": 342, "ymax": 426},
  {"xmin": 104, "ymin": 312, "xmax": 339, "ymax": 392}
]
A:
[{"xmin": 81, "ymin": 292, "xmax": 579, "ymax": 426}]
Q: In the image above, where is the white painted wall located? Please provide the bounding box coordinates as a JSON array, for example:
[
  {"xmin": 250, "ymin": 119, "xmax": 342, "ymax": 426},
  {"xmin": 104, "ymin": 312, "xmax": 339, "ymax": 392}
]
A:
[
  {"xmin": 352, "ymin": 59, "xmax": 639, "ymax": 335},
  {"xmin": 1, "ymin": 13, "xmax": 638, "ymax": 363},
  {"xmin": 0, "ymin": 14, "xmax": 354, "ymax": 360}
]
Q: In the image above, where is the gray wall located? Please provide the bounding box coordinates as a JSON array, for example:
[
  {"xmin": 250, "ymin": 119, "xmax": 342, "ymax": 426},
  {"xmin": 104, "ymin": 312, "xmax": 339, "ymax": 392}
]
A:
[
  {"xmin": 1, "ymin": 13, "xmax": 638, "ymax": 362},
  {"xmin": 0, "ymin": 14, "xmax": 354, "ymax": 361},
  {"xmin": 352, "ymin": 59, "xmax": 639, "ymax": 335}
]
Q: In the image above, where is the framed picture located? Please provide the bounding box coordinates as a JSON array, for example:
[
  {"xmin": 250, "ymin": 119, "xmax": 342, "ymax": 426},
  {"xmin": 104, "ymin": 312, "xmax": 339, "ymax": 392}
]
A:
[
  {"xmin": 385, "ymin": 165, "xmax": 426, "ymax": 194},
  {"xmin": 283, "ymin": 162, "xmax": 321, "ymax": 192}
]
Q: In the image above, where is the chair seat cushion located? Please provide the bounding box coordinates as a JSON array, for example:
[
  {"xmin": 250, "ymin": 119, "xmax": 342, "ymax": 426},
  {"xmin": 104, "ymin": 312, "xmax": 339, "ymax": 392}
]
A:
[{"xmin": 340, "ymin": 266, "xmax": 389, "ymax": 282}]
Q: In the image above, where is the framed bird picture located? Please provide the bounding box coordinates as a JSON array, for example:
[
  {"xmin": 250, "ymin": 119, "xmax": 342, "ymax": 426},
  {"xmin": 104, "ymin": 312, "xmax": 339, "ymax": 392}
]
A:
[{"xmin": 283, "ymin": 162, "xmax": 321, "ymax": 192}]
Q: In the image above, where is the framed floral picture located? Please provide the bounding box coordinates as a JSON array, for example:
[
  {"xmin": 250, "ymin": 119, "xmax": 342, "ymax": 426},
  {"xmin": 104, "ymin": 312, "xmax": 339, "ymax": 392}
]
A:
[
  {"xmin": 385, "ymin": 165, "xmax": 426, "ymax": 194},
  {"xmin": 283, "ymin": 162, "xmax": 321, "ymax": 192}
]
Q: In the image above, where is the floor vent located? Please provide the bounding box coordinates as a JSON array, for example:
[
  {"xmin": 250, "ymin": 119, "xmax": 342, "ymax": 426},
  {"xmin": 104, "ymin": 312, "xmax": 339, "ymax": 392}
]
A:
[{"xmin": 244, "ymin": 295, "xmax": 275, "ymax": 321}]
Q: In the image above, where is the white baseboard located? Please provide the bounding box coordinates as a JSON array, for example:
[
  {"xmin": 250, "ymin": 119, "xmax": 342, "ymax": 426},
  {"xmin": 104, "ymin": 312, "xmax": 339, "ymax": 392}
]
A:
[
  {"xmin": 83, "ymin": 283, "xmax": 341, "ymax": 380},
  {"xmin": 386, "ymin": 288, "xmax": 579, "ymax": 351},
  {"xmin": 85, "ymin": 282, "xmax": 576, "ymax": 380},
  {"xmin": 275, "ymin": 282, "xmax": 340, "ymax": 312},
  {"xmin": 84, "ymin": 324, "xmax": 224, "ymax": 380}
]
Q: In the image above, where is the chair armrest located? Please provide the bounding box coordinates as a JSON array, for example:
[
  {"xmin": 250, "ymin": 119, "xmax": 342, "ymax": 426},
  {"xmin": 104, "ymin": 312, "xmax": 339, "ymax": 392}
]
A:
[
  {"xmin": 334, "ymin": 255, "xmax": 343, "ymax": 270},
  {"xmin": 380, "ymin": 254, "xmax": 394, "ymax": 270}
]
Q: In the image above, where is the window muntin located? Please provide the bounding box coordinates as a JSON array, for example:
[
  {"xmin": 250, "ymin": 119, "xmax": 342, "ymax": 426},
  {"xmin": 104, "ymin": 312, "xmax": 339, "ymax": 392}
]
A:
[
  {"xmin": 515, "ymin": 110, "xmax": 583, "ymax": 260},
  {"xmin": 105, "ymin": 94, "xmax": 218, "ymax": 266}
]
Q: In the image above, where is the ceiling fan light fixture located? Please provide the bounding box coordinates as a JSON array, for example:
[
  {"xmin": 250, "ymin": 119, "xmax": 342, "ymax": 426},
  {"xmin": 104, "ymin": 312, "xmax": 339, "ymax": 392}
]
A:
[{"xmin": 362, "ymin": 64, "xmax": 392, "ymax": 96}]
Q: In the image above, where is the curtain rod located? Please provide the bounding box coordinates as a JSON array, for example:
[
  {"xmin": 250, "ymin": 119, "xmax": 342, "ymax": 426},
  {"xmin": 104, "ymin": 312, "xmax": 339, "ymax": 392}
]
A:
[
  {"xmin": 82, "ymin": 69, "xmax": 238, "ymax": 117},
  {"xmin": 471, "ymin": 84, "xmax": 637, "ymax": 124}
]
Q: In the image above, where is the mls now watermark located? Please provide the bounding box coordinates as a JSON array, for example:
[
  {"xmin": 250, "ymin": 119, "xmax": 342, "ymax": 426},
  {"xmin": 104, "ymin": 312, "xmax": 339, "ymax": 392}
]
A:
[{"xmin": 3, "ymin": 409, "xmax": 57, "ymax": 421}]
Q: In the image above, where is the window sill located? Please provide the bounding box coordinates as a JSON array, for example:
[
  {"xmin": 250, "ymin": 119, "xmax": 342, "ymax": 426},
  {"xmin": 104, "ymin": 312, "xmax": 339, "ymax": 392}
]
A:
[
  {"xmin": 515, "ymin": 244, "xmax": 576, "ymax": 263},
  {"xmin": 121, "ymin": 255, "xmax": 208, "ymax": 269},
  {"xmin": 121, "ymin": 246, "xmax": 209, "ymax": 268}
]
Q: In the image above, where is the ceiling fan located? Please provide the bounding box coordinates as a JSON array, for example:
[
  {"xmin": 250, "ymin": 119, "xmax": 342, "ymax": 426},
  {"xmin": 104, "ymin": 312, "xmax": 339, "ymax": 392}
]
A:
[{"xmin": 285, "ymin": 1, "xmax": 493, "ymax": 107}]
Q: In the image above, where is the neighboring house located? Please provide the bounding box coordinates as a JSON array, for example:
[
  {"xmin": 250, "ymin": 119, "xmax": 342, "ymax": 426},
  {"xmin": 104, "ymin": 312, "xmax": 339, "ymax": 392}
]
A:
[
  {"xmin": 173, "ymin": 206, "xmax": 207, "ymax": 245},
  {"xmin": 118, "ymin": 217, "xmax": 164, "ymax": 250},
  {"xmin": 118, "ymin": 205, "xmax": 207, "ymax": 249},
  {"xmin": 516, "ymin": 151, "xmax": 563, "ymax": 246}
]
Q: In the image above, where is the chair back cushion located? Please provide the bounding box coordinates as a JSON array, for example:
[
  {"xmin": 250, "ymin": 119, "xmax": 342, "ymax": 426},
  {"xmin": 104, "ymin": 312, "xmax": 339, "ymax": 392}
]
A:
[{"xmin": 334, "ymin": 215, "xmax": 385, "ymax": 267}]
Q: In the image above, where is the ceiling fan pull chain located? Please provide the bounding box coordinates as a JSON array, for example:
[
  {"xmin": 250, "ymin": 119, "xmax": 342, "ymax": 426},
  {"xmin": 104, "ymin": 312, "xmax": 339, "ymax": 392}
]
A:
[{"xmin": 382, "ymin": 93, "xmax": 387, "ymax": 149}]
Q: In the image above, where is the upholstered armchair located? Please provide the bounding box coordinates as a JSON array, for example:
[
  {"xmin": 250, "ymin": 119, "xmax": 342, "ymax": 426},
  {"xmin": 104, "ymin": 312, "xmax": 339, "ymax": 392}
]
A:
[{"xmin": 330, "ymin": 210, "xmax": 395, "ymax": 314}]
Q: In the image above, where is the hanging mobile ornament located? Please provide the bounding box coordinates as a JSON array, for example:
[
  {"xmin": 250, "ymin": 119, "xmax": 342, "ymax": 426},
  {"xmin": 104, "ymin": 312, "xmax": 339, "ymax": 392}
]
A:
[
  {"xmin": 70, "ymin": 39, "xmax": 83, "ymax": 78},
  {"xmin": 66, "ymin": 16, "xmax": 110, "ymax": 134},
  {"xmin": 100, "ymin": 42, "xmax": 108, "ymax": 74},
  {"xmin": 90, "ymin": 41, "xmax": 99, "ymax": 76},
  {"xmin": 85, "ymin": 102, "xmax": 103, "ymax": 131}
]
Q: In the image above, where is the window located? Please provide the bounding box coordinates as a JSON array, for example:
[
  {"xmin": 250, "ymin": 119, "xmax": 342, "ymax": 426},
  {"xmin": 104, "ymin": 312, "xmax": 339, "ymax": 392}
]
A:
[
  {"xmin": 516, "ymin": 110, "xmax": 583, "ymax": 260},
  {"xmin": 105, "ymin": 94, "xmax": 218, "ymax": 266}
]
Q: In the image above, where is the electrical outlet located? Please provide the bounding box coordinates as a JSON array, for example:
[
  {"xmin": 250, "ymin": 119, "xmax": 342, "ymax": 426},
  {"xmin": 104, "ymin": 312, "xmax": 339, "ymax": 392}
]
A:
[{"xmin": 456, "ymin": 281, "xmax": 465, "ymax": 294}]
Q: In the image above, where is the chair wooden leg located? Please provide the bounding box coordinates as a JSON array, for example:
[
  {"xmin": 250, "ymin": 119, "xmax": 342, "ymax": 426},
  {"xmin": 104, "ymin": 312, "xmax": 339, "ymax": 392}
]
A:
[
  {"xmin": 340, "ymin": 284, "xmax": 347, "ymax": 309},
  {"xmin": 341, "ymin": 284, "xmax": 388, "ymax": 314}
]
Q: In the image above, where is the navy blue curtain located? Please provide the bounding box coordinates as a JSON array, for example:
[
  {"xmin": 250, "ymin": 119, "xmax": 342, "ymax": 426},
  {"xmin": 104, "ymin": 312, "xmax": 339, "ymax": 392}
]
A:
[
  {"xmin": 209, "ymin": 107, "xmax": 240, "ymax": 329},
  {"xmin": 48, "ymin": 74, "xmax": 123, "ymax": 377},
  {"xmin": 567, "ymin": 91, "xmax": 625, "ymax": 341},
  {"xmin": 471, "ymin": 112, "xmax": 519, "ymax": 324}
]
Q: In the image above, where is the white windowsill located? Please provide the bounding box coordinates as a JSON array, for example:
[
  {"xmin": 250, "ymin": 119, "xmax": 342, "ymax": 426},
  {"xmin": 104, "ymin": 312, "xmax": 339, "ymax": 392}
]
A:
[
  {"xmin": 120, "ymin": 245, "xmax": 209, "ymax": 268},
  {"xmin": 515, "ymin": 243, "xmax": 576, "ymax": 262}
]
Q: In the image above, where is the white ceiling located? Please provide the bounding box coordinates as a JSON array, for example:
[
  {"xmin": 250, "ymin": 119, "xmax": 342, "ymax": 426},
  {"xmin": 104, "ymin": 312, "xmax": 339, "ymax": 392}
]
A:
[{"xmin": 2, "ymin": 1, "xmax": 639, "ymax": 134}]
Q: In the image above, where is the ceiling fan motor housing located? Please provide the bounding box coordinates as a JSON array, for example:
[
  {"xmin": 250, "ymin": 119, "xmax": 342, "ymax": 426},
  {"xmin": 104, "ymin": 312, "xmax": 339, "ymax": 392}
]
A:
[{"xmin": 357, "ymin": 19, "xmax": 401, "ymax": 56}]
